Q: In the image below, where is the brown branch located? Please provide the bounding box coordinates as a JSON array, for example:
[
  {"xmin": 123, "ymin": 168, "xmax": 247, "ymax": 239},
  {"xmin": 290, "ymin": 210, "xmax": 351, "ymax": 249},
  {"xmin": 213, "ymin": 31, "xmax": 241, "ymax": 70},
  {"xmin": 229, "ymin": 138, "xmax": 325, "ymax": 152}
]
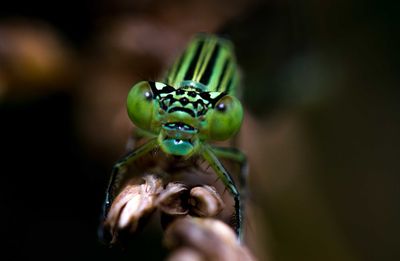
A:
[{"xmin": 103, "ymin": 174, "xmax": 257, "ymax": 260}]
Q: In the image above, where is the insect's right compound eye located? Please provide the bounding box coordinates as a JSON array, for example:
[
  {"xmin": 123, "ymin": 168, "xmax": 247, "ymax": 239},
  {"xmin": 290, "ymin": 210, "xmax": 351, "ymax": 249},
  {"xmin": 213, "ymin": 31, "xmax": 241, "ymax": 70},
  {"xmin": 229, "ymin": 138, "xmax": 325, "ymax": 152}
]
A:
[
  {"xmin": 207, "ymin": 95, "xmax": 243, "ymax": 141},
  {"xmin": 126, "ymin": 81, "xmax": 155, "ymax": 131}
]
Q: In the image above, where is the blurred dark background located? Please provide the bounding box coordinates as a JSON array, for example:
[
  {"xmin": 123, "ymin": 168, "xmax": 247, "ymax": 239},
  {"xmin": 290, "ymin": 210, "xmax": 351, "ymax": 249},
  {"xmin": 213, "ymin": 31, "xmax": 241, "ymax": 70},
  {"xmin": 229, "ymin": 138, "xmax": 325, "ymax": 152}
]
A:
[{"xmin": 1, "ymin": 0, "xmax": 399, "ymax": 260}]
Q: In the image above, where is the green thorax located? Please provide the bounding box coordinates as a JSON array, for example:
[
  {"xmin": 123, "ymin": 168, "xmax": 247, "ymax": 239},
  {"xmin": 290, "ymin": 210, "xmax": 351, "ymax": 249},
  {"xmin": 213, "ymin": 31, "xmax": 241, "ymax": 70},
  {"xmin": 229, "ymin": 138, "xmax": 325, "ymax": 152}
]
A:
[{"xmin": 164, "ymin": 34, "xmax": 240, "ymax": 96}]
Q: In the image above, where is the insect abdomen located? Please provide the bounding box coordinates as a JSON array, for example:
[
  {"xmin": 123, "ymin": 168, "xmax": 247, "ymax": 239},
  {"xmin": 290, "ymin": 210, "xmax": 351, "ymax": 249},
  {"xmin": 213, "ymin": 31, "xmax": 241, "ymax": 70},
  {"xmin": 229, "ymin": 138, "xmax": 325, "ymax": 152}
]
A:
[{"xmin": 165, "ymin": 34, "xmax": 239, "ymax": 95}]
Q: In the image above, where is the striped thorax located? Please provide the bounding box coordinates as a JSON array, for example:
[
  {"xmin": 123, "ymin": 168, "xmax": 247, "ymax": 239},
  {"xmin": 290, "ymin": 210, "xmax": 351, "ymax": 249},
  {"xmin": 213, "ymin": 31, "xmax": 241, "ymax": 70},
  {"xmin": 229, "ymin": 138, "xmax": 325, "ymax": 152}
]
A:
[{"xmin": 165, "ymin": 34, "xmax": 240, "ymax": 95}]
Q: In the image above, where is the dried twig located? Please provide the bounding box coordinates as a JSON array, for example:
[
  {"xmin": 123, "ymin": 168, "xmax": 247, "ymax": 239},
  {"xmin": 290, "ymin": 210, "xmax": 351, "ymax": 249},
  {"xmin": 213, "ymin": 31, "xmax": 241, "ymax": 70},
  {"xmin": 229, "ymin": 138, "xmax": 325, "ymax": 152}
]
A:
[{"xmin": 103, "ymin": 174, "xmax": 256, "ymax": 260}]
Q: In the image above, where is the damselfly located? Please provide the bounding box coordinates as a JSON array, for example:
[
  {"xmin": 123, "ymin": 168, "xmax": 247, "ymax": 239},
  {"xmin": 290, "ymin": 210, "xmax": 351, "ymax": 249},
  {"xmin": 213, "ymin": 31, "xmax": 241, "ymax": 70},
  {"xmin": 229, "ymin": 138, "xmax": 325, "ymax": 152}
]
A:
[{"xmin": 102, "ymin": 34, "xmax": 248, "ymax": 241}]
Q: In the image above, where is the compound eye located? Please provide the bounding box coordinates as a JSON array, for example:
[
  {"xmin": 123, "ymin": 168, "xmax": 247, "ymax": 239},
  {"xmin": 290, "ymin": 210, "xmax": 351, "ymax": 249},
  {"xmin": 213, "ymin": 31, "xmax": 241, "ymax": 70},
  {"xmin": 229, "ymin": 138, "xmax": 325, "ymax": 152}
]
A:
[
  {"xmin": 126, "ymin": 81, "xmax": 156, "ymax": 131},
  {"xmin": 208, "ymin": 95, "xmax": 243, "ymax": 141}
]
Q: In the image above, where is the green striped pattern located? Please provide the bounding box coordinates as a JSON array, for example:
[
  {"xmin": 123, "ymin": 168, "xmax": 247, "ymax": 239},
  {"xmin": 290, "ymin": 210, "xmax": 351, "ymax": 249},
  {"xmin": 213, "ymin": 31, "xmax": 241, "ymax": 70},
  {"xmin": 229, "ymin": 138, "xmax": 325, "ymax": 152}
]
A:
[{"xmin": 165, "ymin": 34, "xmax": 239, "ymax": 95}]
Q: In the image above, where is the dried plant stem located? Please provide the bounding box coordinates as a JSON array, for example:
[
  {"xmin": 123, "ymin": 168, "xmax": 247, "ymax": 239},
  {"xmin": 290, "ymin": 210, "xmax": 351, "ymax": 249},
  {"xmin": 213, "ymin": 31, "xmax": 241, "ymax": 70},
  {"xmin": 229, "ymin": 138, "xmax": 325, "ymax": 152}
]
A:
[{"xmin": 103, "ymin": 174, "xmax": 257, "ymax": 260}]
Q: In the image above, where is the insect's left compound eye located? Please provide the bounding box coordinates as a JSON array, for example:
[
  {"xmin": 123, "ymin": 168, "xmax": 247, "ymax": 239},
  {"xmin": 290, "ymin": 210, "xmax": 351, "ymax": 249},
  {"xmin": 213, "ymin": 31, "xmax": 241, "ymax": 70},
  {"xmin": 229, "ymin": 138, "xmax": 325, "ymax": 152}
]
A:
[
  {"xmin": 126, "ymin": 81, "xmax": 156, "ymax": 131},
  {"xmin": 207, "ymin": 95, "xmax": 243, "ymax": 141}
]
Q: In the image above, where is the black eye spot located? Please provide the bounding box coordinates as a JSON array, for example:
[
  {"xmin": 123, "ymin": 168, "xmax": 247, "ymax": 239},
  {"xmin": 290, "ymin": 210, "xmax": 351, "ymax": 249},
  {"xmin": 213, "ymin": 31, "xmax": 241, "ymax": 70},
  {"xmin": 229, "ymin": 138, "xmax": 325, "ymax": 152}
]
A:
[
  {"xmin": 216, "ymin": 102, "xmax": 226, "ymax": 112},
  {"xmin": 176, "ymin": 89, "xmax": 185, "ymax": 95},
  {"xmin": 188, "ymin": 91, "xmax": 197, "ymax": 97},
  {"xmin": 144, "ymin": 91, "xmax": 153, "ymax": 100},
  {"xmin": 180, "ymin": 97, "xmax": 189, "ymax": 105}
]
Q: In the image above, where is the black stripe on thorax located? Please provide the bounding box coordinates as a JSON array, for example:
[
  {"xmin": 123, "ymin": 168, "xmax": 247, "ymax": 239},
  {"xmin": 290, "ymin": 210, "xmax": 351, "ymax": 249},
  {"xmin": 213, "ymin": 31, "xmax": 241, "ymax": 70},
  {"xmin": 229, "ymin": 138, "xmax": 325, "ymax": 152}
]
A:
[
  {"xmin": 225, "ymin": 75, "xmax": 233, "ymax": 94},
  {"xmin": 183, "ymin": 40, "xmax": 204, "ymax": 81},
  {"xmin": 216, "ymin": 58, "xmax": 230, "ymax": 91},
  {"xmin": 199, "ymin": 44, "xmax": 220, "ymax": 86}
]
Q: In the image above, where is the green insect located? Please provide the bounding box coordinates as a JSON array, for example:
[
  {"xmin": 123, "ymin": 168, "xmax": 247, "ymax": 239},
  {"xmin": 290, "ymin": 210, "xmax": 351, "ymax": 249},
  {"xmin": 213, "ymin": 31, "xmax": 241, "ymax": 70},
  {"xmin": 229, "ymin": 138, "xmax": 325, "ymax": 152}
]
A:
[{"xmin": 103, "ymin": 34, "xmax": 248, "ymax": 242}]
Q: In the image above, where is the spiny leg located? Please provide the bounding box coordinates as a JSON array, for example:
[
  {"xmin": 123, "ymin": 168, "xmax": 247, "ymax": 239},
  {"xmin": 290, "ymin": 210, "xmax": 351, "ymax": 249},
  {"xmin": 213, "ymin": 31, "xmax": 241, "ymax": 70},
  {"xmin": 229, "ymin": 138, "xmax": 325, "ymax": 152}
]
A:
[
  {"xmin": 211, "ymin": 146, "xmax": 248, "ymax": 242},
  {"xmin": 99, "ymin": 138, "xmax": 158, "ymax": 243},
  {"xmin": 202, "ymin": 145, "xmax": 243, "ymax": 243},
  {"xmin": 210, "ymin": 146, "xmax": 248, "ymax": 192},
  {"xmin": 103, "ymin": 138, "xmax": 158, "ymax": 219}
]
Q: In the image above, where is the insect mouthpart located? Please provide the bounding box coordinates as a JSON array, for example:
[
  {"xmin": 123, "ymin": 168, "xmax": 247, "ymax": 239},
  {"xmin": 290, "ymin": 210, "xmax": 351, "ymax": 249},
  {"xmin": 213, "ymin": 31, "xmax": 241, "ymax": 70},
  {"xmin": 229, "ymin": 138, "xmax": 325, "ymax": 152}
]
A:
[
  {"xmin": 164, "ymin": 122, "xmax": 195, "ymax": 131},
  {"xmin": 159, "ymin": 122, "xmax": 199, "ymax": 156},
  {"xmin": 171, "ymin": 138, "xmax": 194, "ymax": 146},
  {"xmin": 162, "ymin": 122, "xmax": 197, "ymax": 136}
]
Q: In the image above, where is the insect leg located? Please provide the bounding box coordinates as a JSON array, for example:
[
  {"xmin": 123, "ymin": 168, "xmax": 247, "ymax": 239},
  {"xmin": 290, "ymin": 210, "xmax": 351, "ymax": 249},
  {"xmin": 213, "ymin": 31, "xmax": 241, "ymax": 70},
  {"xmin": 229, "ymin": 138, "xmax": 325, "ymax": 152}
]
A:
[
  {"xmin": 202, "ymin": 146, "xmax": 243, "ymax": 243},
  {"xmin": 103, "ymin": 138, "xmax": 158, "ymax": 219},
  {"xmin": 211, "ymin": 146, "xmax": 248, "ymax": 242},
  {"xmin": 210, "ymin": 146, "xmax": 248, "ymax": 194},
  {"xmin": 125, "ymin": 127, "xmax": 156, "ymax": 151}
]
